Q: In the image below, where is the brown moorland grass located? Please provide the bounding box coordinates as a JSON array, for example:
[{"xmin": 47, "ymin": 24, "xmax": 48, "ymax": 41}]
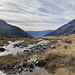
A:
[
  {"xmin": 0, "ymin": 52, "xmax": 29, "ymax": 69},
  {"xmin": 0, "ymin": 35, "xmax": 25, "ymax": 46},
  {"xmin": 0, "ymin": 34, "xmax": 38, "ymax": 46},
  {"xmin": 0, "ymin": 34, "xmax": 75, "ymax": 75},
  {"xmin": 39, "ymin": 34, "xmax": 75, "ymax": 75}
]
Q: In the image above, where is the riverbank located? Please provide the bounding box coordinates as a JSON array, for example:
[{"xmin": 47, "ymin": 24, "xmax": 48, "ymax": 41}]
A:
[
  {"xmin": 0, "ymin": 36, "xmax": 58, "ymax": 75},
  {"xmin": 0, "ymin": 34, "xmax": 75, "ymax": 75}
]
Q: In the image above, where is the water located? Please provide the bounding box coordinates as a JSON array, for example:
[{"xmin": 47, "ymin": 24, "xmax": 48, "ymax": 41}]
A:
[
  {"xmin": 20, "ymin": 67, "xmax": 49, "ymax": 75},
  {"xmin": 0, "ymin": 39, "xmax": 50, "ymax": 75},
  {"xmin": 0, "ymin": 67, "xmax": 49, "ymax": 75},
  {"xmin": 0, "ymin": 39, "xmax": 50, "ymax": 56},
  {"xmin": 0, "ymin": 71, "xmax": 6, "ymax": 75},
  {"xmin": 3, "ymin": 40, "xmax": 24, "ymax": 50}
]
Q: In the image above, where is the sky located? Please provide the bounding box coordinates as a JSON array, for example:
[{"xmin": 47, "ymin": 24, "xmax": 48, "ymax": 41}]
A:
[{"xmin": 0, "ymin": 0, "xmax": 75, "ymax": 31}]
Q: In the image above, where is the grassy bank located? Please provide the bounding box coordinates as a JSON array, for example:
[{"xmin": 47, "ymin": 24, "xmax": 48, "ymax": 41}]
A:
[
  {"xmin": 39, "ymin": 34, "xmax": 75, "ymax": 75},
  {"xmin": 0, "ymin": 53, "xmax": 29, "ymax": 69}
]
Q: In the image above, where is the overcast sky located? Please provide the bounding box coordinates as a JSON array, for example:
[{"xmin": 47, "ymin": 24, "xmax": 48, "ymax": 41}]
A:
[{"xmin": 0, "ymin": 0, "xmax": 75, "ymax": 31}]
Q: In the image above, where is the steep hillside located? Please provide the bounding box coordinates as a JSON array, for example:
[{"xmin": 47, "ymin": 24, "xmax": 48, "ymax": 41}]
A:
[
  {"xmin": 47, "ymin": 19, "xmax": 75, "ymax": 36},
  {"xmin": 0, "ymin": 19, "xmax": 31, "ymax": 37}
]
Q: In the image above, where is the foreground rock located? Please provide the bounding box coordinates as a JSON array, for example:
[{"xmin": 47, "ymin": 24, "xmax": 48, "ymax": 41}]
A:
[{"xmin": 0, "ymin": 48, "xmax": 5, "ymax": 52}]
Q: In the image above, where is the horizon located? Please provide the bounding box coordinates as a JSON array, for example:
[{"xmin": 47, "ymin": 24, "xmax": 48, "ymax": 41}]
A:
[{"xmin": 0, "ymin": 0, "xmax": 75, "ymax": 31}]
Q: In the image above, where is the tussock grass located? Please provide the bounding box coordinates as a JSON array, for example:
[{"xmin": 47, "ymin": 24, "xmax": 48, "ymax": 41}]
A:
[
  {"xmin": 0, "ymin": 34, "xmax": 75, "ymax": 75},
  {"xmin": 39, "ymin": 34, "xmax": 75, "ymax": 75},
  {"xmin": 0, "ymin": 53, "xmax": 29, "ymax": 69},
  {"xmin": 0, "ymin": 34, "xmax": 38, "ymax": 46},
  {"xmin": 0, "ymin": 35, "xmax": 24, "ymax": 46},
  {"xmin": 34, "ymin": 73, "xmax": 41, "ymax": 75}
]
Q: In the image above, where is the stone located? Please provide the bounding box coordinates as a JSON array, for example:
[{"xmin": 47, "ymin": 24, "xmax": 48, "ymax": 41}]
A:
[{"xmin": 0, "ymin": 48, "xmax": 5, "ymax": 52}]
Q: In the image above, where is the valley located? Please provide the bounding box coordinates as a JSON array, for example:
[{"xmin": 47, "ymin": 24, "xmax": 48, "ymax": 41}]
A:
[{"xmin": 0, "ymin": 0, "xmax": 75, "ymax": 75}]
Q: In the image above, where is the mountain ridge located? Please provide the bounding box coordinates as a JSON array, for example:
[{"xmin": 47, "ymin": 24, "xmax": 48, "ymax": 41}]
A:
[
  {"xmin": 26, "ymin": 30, "xmax": 53, "ymax": 37},
  {"xmin": 0, "ymin": 19, "xmax": 31, "ymax": 37},
  {"xmin": 46, "ymin": 19, "xmax": 75, "ymax": 36}
]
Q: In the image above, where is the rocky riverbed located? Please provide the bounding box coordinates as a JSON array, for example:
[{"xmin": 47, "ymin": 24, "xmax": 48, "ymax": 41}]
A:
[{"xmin": 0, "ymin": 39, "xmax": 58, "ymax": 75}]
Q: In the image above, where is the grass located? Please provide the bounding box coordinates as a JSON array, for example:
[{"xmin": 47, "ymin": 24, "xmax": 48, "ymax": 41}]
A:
[
  {"xmin": 38, "ymin": 34, "xmax": 75, "ymax": 75},
  {"xmin": 0, "ymin": 53, "xmax": 29, "ymax": 69},
  {"xmin": 34, "ymin": 73, "xmax": 41, "ymax": 75},
  {"xmin": 0, "ymin": 34, "xmax": 38, "ymax": 46},
  {"xmin": 0, "ymin": 34, "xmax": 75, "ymax": 75},
  {"xmin": 0, "ymin": 34, "xmax": 23, "ymax": 46}
]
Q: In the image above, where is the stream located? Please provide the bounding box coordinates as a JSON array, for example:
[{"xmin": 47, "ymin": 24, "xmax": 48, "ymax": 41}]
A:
[
  {"xmin": 20, "ymin": 67, "xmax": 49, "ymax": 75},
  {"xmin": 0, "ymin": 71, "xmax": 6, "ymax": 75},
  {"xmin": 0, "ymin": 39, "xmax": 56, "ymax": 75},
  {"xmin": 0, "ymin": 39, "xmax": 50, "ymax": 56}
]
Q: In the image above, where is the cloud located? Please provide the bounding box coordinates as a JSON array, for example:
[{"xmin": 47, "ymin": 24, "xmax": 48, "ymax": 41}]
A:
[{"xmin": 0, "ymin": 0, "xmax": 75, "ymax": 30}]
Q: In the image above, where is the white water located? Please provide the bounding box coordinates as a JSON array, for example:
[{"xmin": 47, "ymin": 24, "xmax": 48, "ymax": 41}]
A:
[
  {"xmin": 3, "ymin": 40, "xmax": 24, "ymax": 51},
  {"xmin": 0, "ymin": 39, "xmax": 50, "ymax": 56},
  {"xmin": 0, "ymin": 39, "xmax": 50, "ymax": 75},
  {"xmin": 0, "ymin": 71, "xmax": 6, "ymax": 75}
]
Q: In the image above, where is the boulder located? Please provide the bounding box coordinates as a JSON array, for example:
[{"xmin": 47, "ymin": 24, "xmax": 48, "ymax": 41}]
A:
[{"xmin": 0, "ymin": 48, "xmax": 5, "ymax": 52}]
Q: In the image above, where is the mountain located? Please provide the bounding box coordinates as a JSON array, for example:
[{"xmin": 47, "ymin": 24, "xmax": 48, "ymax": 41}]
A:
[
  {"xmin": 47, "ymin": 19, "xmax": 75, "ymax": 36},
  {"xmin": 26, "ymin": 30, "xmax": 53, "ymax": 37},
  {"xmin": 0, "ymin": 19, "xmax": 31, "ymax": 37}
]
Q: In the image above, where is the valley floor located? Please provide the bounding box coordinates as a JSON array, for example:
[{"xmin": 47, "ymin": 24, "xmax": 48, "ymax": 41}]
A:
[{"xmin": 0, "ymin": 34, "xmax": 75, "ymax": 75}]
